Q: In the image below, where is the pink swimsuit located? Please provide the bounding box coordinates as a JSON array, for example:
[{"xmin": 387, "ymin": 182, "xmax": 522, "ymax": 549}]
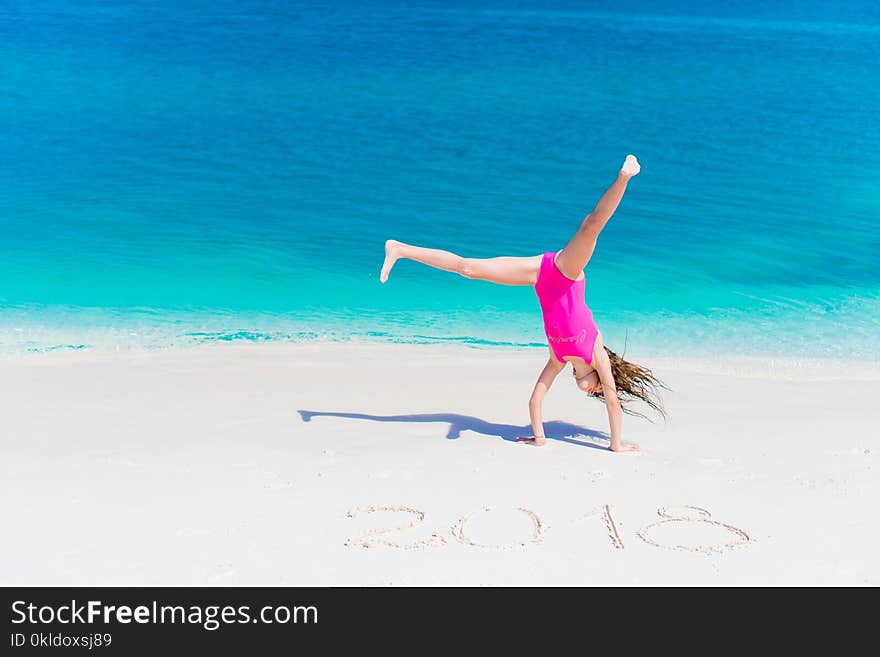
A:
[{"xmin": 534, "ymin": 251, "xmax": 599, "ymax": 365}]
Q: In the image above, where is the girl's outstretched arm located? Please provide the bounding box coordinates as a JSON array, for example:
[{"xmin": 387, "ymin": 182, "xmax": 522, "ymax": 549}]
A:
[
  {"xmin": 519, "ymin": 355, "xmax": 566, "ymax": 446},
  {"xmin": 591, "ymin": 339, "xmax": 640, "ymax": 453}
]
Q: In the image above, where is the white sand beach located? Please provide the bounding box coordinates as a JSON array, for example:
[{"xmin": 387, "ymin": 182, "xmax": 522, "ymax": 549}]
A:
[{"xmin": 1, "ymin": 343, "xmax": 877, "ymax": 586}]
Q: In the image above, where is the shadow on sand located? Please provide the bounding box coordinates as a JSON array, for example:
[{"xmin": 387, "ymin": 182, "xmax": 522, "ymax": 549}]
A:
[{"xmin": 298, "ymin": 410, "xmax": 610, "ymax": 449}]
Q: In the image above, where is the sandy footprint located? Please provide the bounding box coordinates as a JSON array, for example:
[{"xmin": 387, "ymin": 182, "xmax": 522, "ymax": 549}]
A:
[
  {"xmin": 587, "ymin": 470, "xmax": 609, "ymax": 484},
  {"xmin": 260, "ymin": 471, "xmax": 294, "ymax": 490},
  {"xmin": 175, "ymin": 527, "xmax": 212, "ymax": 538},
  {"xmin": 208, "ymin": 563, "xmax": 237, "ymax": 582}
]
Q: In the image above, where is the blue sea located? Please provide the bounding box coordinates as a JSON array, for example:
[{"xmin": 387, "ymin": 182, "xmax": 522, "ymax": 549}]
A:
[{"xmin": 2, "ymin": 0, "xmax": 878, "ymax": 358}]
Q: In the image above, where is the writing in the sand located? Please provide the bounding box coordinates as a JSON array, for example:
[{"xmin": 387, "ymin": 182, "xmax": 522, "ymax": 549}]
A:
[{"xmin": 345, "ymin": 504, "xmax": 750, "ymax": 555}]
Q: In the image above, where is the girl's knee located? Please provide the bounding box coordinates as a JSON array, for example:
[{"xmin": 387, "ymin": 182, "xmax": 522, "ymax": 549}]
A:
[{"xmin": 458, "ymin": 257, "xmax": 477, "ymax": 279}]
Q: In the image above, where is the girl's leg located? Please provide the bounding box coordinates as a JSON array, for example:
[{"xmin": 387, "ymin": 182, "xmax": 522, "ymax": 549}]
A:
[
  {"xmin": 380, "ymin": 240, "xmax": 541, "ymax": 286},
  {"xmin": 555, "ymin": 155, "xmax": 640, "ymax": 280}
]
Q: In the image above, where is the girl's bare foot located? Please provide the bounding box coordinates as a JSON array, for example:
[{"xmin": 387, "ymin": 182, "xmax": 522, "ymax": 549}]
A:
[
  {"xmin": 619, "ymin": 154, "xmax": 640, "ymax": 179},
  {"xmin": 610, "ymin": 442, "xmax": 640, "ymax": 453},
  {"xmin": 516, "ymin": 436, "xmax": 547, "ymax": 447},
  {"xmin": 380, "ymin": 240, "xmax": 403, "ymax": 283}
]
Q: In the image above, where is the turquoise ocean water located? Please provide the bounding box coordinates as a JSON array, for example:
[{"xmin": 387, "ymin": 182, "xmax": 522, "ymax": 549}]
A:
[{"xmin": 2, "ymin": 0, "xmax": 878, "ymax": 358}]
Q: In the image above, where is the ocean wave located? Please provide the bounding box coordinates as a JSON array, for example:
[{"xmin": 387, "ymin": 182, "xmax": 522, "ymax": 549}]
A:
[{"xmin": 2, "ymin": 293, "xmax": 879, "ymax": 363}]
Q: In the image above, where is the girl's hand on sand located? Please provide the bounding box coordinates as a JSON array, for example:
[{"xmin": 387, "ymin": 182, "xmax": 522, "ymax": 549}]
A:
[
  {"xmin": 619, "ymin": 154, "xmax": 640, "ymax": 178},
  {"xmin": 610, "ymin": 442, "xmax": 640, "ymax": 453},
  {"xmin": 517, "ymin": 436, "xmax": 547, "ymax": 447}
]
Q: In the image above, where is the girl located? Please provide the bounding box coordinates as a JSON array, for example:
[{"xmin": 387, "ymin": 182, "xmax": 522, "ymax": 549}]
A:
[{"xmin": 379, "ymin": 155, "xmax": 664, "ymax": 452}]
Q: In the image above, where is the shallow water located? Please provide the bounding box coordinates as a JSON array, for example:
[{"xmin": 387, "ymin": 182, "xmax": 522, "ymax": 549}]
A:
[{"xmin": 2, "ymin": 1, "xmax": 878, "ymax": 359}]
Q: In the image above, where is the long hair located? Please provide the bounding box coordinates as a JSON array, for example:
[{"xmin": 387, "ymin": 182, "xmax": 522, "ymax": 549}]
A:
[{"xmin": 601, "ymin": 346, "xmax": 668, "ymax": 420}]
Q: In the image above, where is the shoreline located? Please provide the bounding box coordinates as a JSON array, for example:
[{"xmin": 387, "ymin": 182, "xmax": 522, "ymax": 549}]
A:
[{"xmin": 3, "ymin": 340, "xmax": 878, "ymax": 381}]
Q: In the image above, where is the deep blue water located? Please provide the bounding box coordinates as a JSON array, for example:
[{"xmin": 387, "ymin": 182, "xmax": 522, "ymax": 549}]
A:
[{"xmin": 2, "ymin": 0, "xmax": 878, "ymax": 358}]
